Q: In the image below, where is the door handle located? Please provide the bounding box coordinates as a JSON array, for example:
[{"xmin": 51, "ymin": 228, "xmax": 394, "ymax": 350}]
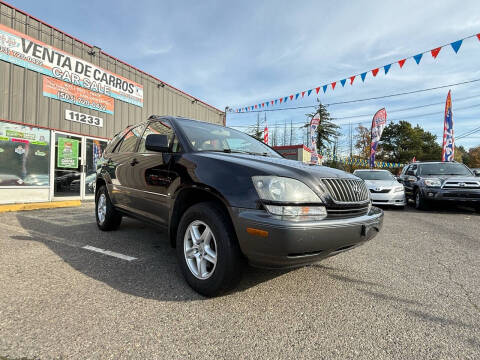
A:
[{"xmin": 130, "ymin": 158, "xmax": 139, "ymax": 166}]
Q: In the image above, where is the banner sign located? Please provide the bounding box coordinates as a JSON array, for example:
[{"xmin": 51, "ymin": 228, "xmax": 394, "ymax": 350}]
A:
[
  {"xmin": 370, "ymin": 108, "xmax": 387, "ymax": 167},
  {"xmin": 43, "ymin": 76, "xmax": 114, "ymax": 114},
  {"xmin": 442, "ymin": 90, "xmax": 454, "ymax": 162},
  {"xmin": 57, "ymin": 137, "xmax": 79, "ymax": 169},
  {"xmin": 310, "ymin": 115, "xmax": 320, "ymax": 164},
  {"xmin": 0, "ymin": 24, "xmax": 143, "ymax": 107},
  {"xmin": 263, "ymin": 125, "xmax": 268, "ymax": 144}
]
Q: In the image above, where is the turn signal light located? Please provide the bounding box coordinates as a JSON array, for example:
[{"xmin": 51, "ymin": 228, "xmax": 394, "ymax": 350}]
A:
[{"xmin": 246, "ymin": 227, "xmax": 269, "ymax": 238}]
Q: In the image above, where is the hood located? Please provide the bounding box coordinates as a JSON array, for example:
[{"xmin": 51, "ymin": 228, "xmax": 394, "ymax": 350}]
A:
[
  {"xmin": 364, "ymin": 179, "xmax": 400, "ymax": 189},
  {"xmin": 192, "ymin": 152, "xmax": 357, "ymax": 181},
  {"xmin": 421, "ymin": 175, "xmax": 479, "ymax": 184}
]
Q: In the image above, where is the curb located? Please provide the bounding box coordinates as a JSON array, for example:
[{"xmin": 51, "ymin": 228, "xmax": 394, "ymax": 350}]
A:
[{"xmin": 0, "ymin": 200, "xmax": 82, "ymax": 213}]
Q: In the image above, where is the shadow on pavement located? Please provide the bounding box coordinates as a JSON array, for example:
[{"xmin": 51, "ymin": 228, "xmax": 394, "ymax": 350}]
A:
[{"xmin": 12, "ymin": 208, "xmax": 290, "ymax": 302}]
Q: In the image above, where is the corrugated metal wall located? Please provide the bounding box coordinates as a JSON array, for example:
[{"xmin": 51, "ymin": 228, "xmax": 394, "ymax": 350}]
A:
[{"xmin": 0, "ymin": 2, "xmax": 224, "ymax": 139}]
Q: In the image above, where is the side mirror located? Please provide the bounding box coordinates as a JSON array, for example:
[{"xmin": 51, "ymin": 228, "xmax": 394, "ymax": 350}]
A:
[
  {"xmin": 145, "ymin": 134, "xmax": 170, "ymax": 152},
  {"xmin": 473, "ymin": 169, "xmax": 480, "ymax": 177}
]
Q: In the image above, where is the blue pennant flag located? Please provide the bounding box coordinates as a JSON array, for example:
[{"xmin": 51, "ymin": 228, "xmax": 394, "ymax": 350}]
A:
[
  {"xmin": 360, "ymin": 72, "xmax": 367, "ymax": 82},
  {"xmin": 413, "ymin": 53, "xmax": 423, "ymax": 64},
  {"xmin": 384, "ymin": 64, "xmax": 391, "ymax": 75},
  {"xmin": 266, "ymin": 102, "xmax": 269, "ymax": 107},
  {"xmin": 340, "ymin": 79, "xmax": 346, "ymax": 87},
  {"xmin": 323, "ymin": 85, "xmax": 327, "ymax": 93},
  {"xmin": 451, "ymin": 39, "xmax": 463, "ymax": 53},
  {"xmin": 275, "ymin": 99, "xmax": 278, "ymax": 104},
  {"xmin": 283, "ymin": 97, "xmax": 288, "ymax": 103},
  {"xmin": 251, "ymin": 106, "xmax": 254, "ymax": 110},
  {"xmin": 307, "ymin": 89, "xmax": 312, "ymax": 96},
  {"xmin": 295, "ymin": 93, "xmax": 299, "ymax": 100},
  {"xmin": 245, "ymin": 107, "xmax": 247, "ymax": 112}
]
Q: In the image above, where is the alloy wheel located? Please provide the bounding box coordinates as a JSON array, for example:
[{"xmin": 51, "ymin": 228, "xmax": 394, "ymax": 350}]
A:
[
  {"xmin": 97, "ymin": 193, "xmax": 106, "ymax": 224},
  {"xmin": 184, "ymin": 220, "xmax": 217, "ymax": 280}
]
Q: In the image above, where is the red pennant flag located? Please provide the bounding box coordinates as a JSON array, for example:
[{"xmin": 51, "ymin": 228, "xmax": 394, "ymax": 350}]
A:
[
  {"xmin": 254, "ymin": 104, "xmax": 257, "ymax": 109},
  {"xmin": 431, "ymin": 47, "xmax": 441, "ymax": 59},
  {"xmin": 271, "ymin": 100, "xmax": 274, "ymax": 105},
  {"xmin": 315, "ymin": 87, "xmax": 320, "ymax": 94},
  {"xmin": 371, "ymin": 68, "xmax": 379, "ymax": 77},
  {"xmin": 279, "ymin": 98, "xmax": 283, "ymax": 104},
  {"xmin": 331, "ymin": 82, "xmax": 336, "ymax": 90},
  {"xmin": 350, "ymin": 75, "xmax": 355, "ymax": 85},
  {"xmin": 301, "ymin": 91, "xmax": 305, "ymax": 98},
  {"xmin": 398, "ymin": 59, "xmax": 406, "ymax": 68},
  {"xmin": 261, "ymin": 103, "xmax": 264, "ymax": 107},
  {"xmin": 289, "ymin": 94, "xmax": 294, "ymax": 100},
  {"xmin": 477, "ymin": 33, "xmax": 480, "ymax": 41}
]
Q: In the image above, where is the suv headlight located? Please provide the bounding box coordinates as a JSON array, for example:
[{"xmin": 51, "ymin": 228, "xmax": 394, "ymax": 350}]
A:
[
  {"xmin": 252, "ymin": 176, "xmax": 326, "ymax": 219},
  {"xmin": 393, "ymin": 186, "xmax": 404, "ymax": 193},
  {"xmin": 424, "ymin": 178, "xmax": 441, "ymax": 187}
]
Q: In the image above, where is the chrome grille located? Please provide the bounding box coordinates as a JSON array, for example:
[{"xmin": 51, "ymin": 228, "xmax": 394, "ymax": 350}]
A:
[
  {"xmin": 320, "ymin": 178, "xmax": 369, "ymax": 203},
  {"xmin": 442, "ymin": 180, "xmax": 480, "ymax": 189}
]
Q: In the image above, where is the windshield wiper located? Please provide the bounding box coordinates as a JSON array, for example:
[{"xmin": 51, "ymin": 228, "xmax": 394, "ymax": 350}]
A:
[{"xmin": 204, "ymin": 149, "xmax": 269, "ymax": 156}]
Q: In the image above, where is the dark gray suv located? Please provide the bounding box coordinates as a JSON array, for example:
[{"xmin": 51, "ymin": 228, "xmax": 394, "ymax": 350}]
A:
[{"xmin": 399, "ymin": 161, "xmax": 480, "ymax": 211}]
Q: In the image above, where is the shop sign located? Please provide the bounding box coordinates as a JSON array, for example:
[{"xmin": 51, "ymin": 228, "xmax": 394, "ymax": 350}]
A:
[
  {"xmin": 43, "ymin": 76, "xmax": 114, "ymax": 114},
  {"xmin": 65, "ymin": 109, "xmax": 104, "ymax": 127},
  {"xmin": 57, "ymin": 137, "xmax": 79, "ymax": 169},
  {"xmin": 0, "ymin": 23, "xmax": 143, "ymax": 107}
]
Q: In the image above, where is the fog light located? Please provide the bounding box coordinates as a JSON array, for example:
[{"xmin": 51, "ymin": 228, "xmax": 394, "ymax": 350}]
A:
[{"xmin": 427, "ymin": 192, "xmax": 434, "ymax": 197}]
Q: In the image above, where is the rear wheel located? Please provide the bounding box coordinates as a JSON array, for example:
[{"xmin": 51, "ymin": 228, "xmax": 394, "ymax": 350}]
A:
[
  {"xmin": 176, "ymin": 202, "xmax": 243, "ymax": 297},
  {"xmin": 414, "ymin": 189, "xmax": 428, "ymax": 210},
  {"xmin": 95, "ymin": 185, "xmax": 122, "ymax": 231}
]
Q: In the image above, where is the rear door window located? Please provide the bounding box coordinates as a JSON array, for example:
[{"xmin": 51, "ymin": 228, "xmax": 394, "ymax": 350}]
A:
[{"xmin": 115, "ymin": 125, "xmax": 145, "ymax": 153}]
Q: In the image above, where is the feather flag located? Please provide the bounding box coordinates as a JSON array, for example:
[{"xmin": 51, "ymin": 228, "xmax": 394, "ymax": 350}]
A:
[
  {"xmin": 442, "ymin": 90, "xmax": 454, "ymax": 161},
  {"xmin": 369, "ymin": 108, "xmax": 387, "ymax": 168}
]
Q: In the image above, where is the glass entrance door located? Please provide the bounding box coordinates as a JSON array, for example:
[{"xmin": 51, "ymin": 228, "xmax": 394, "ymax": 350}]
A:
[
  {"xmin": 83, "ymin": 137, "xmax": 108, "ymax": 199},
  {"xmin": 53, "ymin": 132, "xmax": 82, "ymax": 198},
  {"xmin": 51, "ymin": 133, "xmax": 108, "ymax": 200}
]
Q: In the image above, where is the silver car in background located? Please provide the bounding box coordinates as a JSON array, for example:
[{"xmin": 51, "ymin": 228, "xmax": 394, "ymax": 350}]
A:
[{"xmin": 353, "ymin": 169, "xmax": 406, "ymax": 208}]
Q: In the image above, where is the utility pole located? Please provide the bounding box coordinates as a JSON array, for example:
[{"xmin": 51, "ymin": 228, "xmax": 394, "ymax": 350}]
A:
[
  {"xmin": 349, "ymin": 121, "xmax": 353, "ymax": 172},
  {"xmin": 223, "ymin": 106, "xmax": 229, "ymax": 126},
  {"xmin": 290, "ymin": 119, "xmax": 293, "ymax": 145}
]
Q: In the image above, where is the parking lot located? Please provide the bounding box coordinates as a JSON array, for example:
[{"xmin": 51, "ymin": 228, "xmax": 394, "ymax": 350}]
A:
[{"xmin": 0, "ymin": 203, "xmax": 479, "ymax": 360}]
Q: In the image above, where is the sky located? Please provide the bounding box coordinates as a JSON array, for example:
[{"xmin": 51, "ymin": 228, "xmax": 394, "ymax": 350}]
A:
[{"xmin": 8, "ymin": 0, "xmax": 480, "ymax": 155}]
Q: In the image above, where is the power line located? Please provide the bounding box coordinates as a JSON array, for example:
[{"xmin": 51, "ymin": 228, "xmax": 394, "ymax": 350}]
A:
[
  {"xmin": 228, "ymin": 78, "xmax": 480, "ymax": 115},
  {"xmin": 229, "ymin": 102, "xmax": 480, "ymax": 129}
]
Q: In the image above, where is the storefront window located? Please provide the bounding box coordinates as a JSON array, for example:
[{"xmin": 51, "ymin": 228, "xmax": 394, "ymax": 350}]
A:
[
  {"xmin": 0, "ymin": 122, "xmax": 50, "ymax": 186},
  {"xmin": 85, "ymin": 139, "xmax": 107, "ymax": 195}
]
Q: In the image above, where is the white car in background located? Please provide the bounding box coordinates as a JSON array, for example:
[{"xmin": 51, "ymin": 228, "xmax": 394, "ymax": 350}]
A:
[{"xmin": 353, "ymin": 169, "xmax": 406, "ymax": 208}]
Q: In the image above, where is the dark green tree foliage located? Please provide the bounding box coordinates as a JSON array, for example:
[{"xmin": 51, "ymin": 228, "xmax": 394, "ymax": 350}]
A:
[
  {"xmin": 377, "ymin": 121, "xmax": 442, "ymax": 163},
  {"xmin": 305, "ymin": 100, "xmax": 339, "ymax": 152}
]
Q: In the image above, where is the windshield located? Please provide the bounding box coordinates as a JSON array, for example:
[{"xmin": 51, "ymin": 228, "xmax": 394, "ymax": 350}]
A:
[
  {"xmin": 177, "ymin": 120, "xmax": 281, "ymax": 157},
  {"xmin": 354, "ymin": 171, "xmax": 394, "ymax": 181},
  {"xmin": 418, "ymin": 163, "xmax": 473, "ymax": 176}
]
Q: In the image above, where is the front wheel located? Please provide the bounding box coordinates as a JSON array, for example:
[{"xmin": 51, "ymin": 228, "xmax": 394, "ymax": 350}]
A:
[
  {"xmin": 176, "ymin": 202, "xmax": 243, "ymax": 297},
  {"xmin": 414, "ymin": 189, "xmax": 428, "ymax": 210}
]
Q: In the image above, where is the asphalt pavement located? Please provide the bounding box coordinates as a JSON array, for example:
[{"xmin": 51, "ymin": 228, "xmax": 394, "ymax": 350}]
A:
[{"xmin": 0, "ymin": 203, "xmax": 479, "ymax": 359}]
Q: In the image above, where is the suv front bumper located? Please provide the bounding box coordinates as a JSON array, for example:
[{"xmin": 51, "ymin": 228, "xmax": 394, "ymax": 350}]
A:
[
  {"xmin": 230, "ymin": 206, "xmax": 383, "ymax": 268},
  {"xmin": 421, "ymin": 187, "xmax": 480, "ymax": 203}
]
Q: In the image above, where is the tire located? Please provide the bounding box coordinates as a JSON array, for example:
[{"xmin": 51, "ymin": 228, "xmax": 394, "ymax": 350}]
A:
[
  {"xmin": 95, "ymin": 185, "xmax": 122, "ymax": 231},
  {"xmin": 414, "ymin": 188, "xmax": 428, "ymax": 210},
  {"xmin": 176, "ymin": 202, "xmax": 243, "ymax": 297}
]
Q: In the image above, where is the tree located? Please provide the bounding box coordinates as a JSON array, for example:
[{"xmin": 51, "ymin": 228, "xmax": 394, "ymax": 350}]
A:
[
  {"xmin": 377, "ymin": 121, "xmax": 442, "ymax": 163},
  {"xmin": 354, "ymin": 124, "xmax": 371, "ymax": 159},
  {"xmin": 248, "ymin": 113, "xmax": 263, "ymax": 141},
  {"xmin": 304, "ymin": 99, "xmax": 339, "ymax": 152},
  {"xmin": 454, "ymin": 145, "xmax": 467, "ymax": 163},
  {"xmin": 465, "ymin": 146, "xmax": 480, "ymax": 167}
]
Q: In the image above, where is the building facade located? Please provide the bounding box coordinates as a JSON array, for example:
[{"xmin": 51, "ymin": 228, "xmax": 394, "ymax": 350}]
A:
[
  {"xmin": 273, "ymin": 145, "xmax": 314, "ymax": 163},
  {"xmin": 0, "ymin": 1, "xmax": 224, "ymax": 204}
]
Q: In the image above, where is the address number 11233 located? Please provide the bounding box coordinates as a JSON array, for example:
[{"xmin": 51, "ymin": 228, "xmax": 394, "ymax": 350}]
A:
[{"xmin": 65, "ymin": 110, "xmax": 103, "ymax": 127}]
